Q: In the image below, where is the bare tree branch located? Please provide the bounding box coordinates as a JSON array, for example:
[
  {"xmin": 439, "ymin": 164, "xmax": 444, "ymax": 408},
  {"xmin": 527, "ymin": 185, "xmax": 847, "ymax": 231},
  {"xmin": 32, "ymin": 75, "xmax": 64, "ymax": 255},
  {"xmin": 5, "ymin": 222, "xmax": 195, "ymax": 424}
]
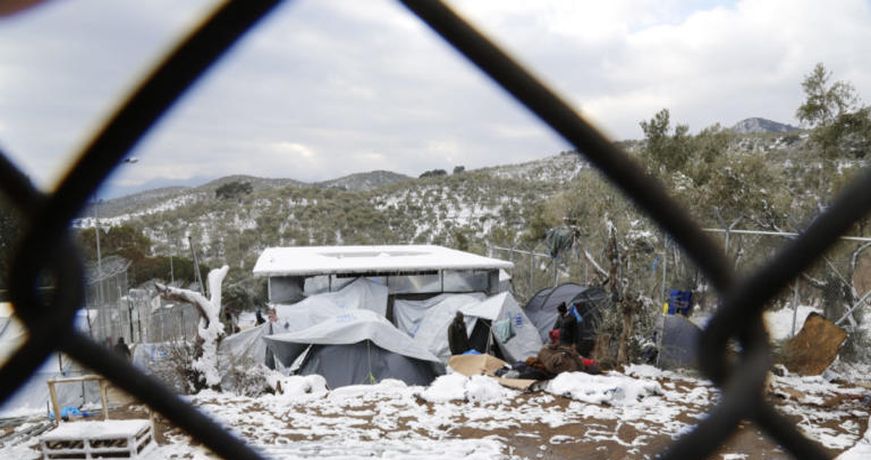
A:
[
  {"xmin": 583, "ymin": 247, "xmax": 609, "ymax": 282},
  {"xmin": 850, "ymin": 241, "xmax": 871, "ymax": 274},
  {"xmin": 801, "ymin": 272, "xmax": 827, "ymax": 289}
]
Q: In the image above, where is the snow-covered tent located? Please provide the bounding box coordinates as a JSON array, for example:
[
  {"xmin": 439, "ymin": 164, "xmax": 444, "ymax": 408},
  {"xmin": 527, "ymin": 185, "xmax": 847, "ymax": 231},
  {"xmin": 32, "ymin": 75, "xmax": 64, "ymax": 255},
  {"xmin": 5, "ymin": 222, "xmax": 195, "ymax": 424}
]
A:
[
  {"xmin": 523, "ymin": 283, "xmax": 611, "ymax": 356},
  {"xmin": 263, "ymin": 310, "xmax": 442, "ymax": 388},
  {"xmin": 395, "ymin": 292, "xmax": 542, "ymax": 364},
  {"xmin": 0, "ymin": 303, "xmax": 102, "ymax": 417},
  {"xmin": 206, "ymin": 278, "xmax": 387, "ymax": 383}
]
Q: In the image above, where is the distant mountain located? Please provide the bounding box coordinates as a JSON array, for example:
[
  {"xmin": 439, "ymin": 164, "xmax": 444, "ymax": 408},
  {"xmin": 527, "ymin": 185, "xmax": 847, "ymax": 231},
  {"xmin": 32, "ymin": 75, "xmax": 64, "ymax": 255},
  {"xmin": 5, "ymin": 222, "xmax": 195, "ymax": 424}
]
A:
[
  {"xmin": 88, "ymin": 175, "xmax": 304, "ymax": 220},
  {"xmin": 731, "ymin": 117, "xmax": 800, "ymax": 134},
  {"xmin": 316, "ymin": 170, "xmax": 412, "ymax": 191}
]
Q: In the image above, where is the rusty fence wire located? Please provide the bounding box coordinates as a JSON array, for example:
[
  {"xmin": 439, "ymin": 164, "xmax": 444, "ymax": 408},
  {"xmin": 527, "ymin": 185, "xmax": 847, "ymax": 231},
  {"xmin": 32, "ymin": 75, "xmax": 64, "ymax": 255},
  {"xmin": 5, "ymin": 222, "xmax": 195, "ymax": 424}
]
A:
[{"xmin": 2, "ymin": 0, "xmax": 870, "ymax": 458}]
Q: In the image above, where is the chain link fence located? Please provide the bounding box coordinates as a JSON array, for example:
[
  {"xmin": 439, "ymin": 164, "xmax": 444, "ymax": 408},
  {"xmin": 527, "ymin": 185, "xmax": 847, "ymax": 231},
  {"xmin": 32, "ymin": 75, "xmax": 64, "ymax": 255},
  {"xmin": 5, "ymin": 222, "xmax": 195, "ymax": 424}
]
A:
[
  {"xmin": 82, "ymin": 258, "xmax": 199, "ymax": 345},
  {"xmin": 1, "ymin": 1, "xmax": 869, "ymax": 459}
]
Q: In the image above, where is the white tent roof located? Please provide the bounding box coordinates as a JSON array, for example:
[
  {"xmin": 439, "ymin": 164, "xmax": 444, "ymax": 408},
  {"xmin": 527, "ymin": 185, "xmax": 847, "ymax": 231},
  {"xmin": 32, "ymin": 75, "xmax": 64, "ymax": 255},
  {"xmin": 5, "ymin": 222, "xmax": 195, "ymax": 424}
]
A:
[{"xmin": 253, "ymin": 245, "xmax": 512, "ymax": 277}]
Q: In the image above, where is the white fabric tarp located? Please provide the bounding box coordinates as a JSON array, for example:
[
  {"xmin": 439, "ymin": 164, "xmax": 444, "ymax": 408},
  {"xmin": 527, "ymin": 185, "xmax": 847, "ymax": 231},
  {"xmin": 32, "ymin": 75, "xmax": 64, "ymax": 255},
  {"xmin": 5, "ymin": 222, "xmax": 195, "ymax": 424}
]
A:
[
  {"xmin": 218, "ymin": 323, "xmax": 271, "ymax": 367},
  {"xmin": 264, "ymin": 309, "xmax": 440, "ymax": 366},
  {"xmin": 394, "ymin": 293, "xmax": 484, "ymax": 338},
  {"xmin": 469, "ymin": 292, "xmax": 542, "ymax": 363},
  {"xmin": 271, "ymin": 278, "xmax": 388, "ymax": 335},
  {"xmin": 395, "ymin": 293, "xmax": 543, "ymax": 364}
]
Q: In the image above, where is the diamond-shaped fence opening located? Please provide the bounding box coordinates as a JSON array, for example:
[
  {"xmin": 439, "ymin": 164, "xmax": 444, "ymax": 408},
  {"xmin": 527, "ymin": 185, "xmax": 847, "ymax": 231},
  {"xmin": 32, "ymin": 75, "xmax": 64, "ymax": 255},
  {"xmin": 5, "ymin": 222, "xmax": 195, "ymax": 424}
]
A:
[{"xmin": 1, "ymin": 1, "xmax": 869, "ymax": 459}]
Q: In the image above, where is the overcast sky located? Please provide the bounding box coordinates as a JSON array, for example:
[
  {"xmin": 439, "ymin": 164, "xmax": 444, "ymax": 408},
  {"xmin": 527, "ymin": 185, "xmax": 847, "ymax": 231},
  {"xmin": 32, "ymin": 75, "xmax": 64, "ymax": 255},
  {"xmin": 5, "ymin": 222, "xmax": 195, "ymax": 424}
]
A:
[{"xmin": 1, "ymin": 0, "xmax": 870, "ymax": 198}]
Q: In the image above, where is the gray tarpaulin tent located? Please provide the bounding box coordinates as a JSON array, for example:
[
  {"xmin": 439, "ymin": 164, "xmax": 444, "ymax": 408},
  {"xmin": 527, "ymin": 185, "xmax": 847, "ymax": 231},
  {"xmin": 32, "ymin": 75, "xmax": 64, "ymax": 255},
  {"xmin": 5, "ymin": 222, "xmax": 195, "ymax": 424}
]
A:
[
  {"xmin": 523, "ymin": 283, "xmax": 611, "ymax": 355},
  {"xmin": 394, "ymin": 292, "xmax": 542, "ymax": 363},
  {"xmin": 658, "ymin": 314, "xmax": 700, "ymax": 370},
  {"xmin": 263, "ymin": 310, "xmax": 443, "ymax": 388}
]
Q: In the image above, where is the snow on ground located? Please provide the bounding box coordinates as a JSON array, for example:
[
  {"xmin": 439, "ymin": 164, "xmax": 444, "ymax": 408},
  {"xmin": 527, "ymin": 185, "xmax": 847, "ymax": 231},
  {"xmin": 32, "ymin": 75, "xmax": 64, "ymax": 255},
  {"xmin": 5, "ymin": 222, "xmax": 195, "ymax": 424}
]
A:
[
  {"xmin": 838, "ymin": 416, "xmax": 871, "ymax": 459},
  {"xmin": 769, "ymin": 371, "xmax": 870, "ymax": 450},
  {"xmin": 764, "ymin": 305, "xmax": 823, "ymax": 341},
  {"xmin": 1, "ymin": 367, "xmax": 868, "ymax": 459}
]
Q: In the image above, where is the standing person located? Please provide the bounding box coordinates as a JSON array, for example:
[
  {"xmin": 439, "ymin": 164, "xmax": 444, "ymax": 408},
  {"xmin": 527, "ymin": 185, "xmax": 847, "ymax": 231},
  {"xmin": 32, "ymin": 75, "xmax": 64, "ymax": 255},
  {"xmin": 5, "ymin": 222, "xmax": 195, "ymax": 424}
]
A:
[
  {"xmin": 558, "ymin": 303, "xmax": 578, "ymax": 348},
  {"xmin": 549, "ymin": 302, "xmax": 567, "ymax": 345},
  {"xmin": 255, "ymin": 309, "xmax": 266, "ymax": 325},
  {"xmin": 114, "ymin": 337, "xmax": 131, "ymax": 360},
  {"xmin": 448, "ymin": 311, "xmax": 471, "ymax": 355}
]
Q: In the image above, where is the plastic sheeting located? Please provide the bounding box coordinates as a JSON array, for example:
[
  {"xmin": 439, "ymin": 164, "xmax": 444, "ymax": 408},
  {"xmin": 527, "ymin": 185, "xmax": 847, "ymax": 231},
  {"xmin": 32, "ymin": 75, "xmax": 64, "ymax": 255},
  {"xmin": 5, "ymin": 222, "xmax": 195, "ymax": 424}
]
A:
[
  {"xmin": 394, "ymin": 293, "xmax": 484, "ymax": 338},
  {"xmin": 264, "ymin": 310, "xmax": 442, "ymax": 389},
  {"xmin": 396, "ymin": 293, "xmax": 542, "ymax": 364},
  {"xmin": 218, "ymin": 323, "xmax": 271, "ymax": 367},
  {"xmin": 271, "ymin": 278, "xmax": 388, "ymax": 335},
  {"xmin": 1, "ymin": 307, "xmax": 102, "ymax": 417},
  {"xmin": 217, "ymin": 323, "xmax": 276, "ymax": 388},
  {"xmin": 464, "ymin": 293, "xmax": 541, "ymax": 363},
  {"xmin": 264, "ymin": 310, "xmax": 440, "ymax": 366},
  {"xmin": 400, "ymin": 294, "xmax": 482, "ymax": 361}
]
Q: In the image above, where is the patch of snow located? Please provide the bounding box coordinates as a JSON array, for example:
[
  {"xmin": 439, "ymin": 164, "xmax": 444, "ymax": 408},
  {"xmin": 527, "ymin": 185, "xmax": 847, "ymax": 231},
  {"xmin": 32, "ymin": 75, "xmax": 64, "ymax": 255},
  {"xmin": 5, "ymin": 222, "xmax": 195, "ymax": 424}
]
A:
[
  {"xmin": 546, "ymin": 371, "xmax": 662, "ymax": 405},
  {"xmin": 624, "ymin": 364, "xmax": 663, "ymax": 379},
  {"xmin": 838, "ymin": 416, "xmax": 871, "ymax": 459},
  {"xmin": 764, "ymin": 305, "xmax": 823, "ymax": 341},
  {"xmin": 276, "ymin": 375, "xmax": 328, "ymax": 401},
  {"xmin": 465, "ymin": 375, "xmax": 517, "ymax": 404},
  {"xmin": 419, "ymin": 374, "xmax": 469, "ymax": 403}
]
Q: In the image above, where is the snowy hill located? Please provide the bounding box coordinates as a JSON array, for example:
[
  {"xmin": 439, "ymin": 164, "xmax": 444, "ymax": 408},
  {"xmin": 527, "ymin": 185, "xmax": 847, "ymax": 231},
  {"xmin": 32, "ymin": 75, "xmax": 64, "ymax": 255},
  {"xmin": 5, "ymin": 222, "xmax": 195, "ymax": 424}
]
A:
[
  {"xmin": 731, "ymin": 117, "xmax": 800, "ymax": 134},
  {"xmin": 316, "ymin": 170, "xmax": 412, "ymax": 191},
  {"xmin": 72, "ymin": 153, "xmax": 588, "ymax": 272},
  {"xmin": 72, "ymin": 128, "xmax": 808, "ymax": 276}
]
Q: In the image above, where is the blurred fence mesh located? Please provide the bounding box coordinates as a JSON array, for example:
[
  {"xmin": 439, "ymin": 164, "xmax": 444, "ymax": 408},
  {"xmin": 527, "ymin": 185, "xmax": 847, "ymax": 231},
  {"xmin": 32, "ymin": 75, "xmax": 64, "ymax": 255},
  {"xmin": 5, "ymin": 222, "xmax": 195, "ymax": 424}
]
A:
[{"xmin": 0, "ymin": 1, "xmax": 867, "ymax": 459}]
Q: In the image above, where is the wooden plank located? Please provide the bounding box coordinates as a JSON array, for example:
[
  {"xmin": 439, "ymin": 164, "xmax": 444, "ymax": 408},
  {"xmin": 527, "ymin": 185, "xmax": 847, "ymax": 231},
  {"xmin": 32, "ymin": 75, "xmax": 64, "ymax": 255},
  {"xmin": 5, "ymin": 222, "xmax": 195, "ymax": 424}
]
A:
[
  {"xmin": 99, "ymin": 379, "xmax": 109, "ymax": 420},
  {"xmin": 47, "ymin": 381, "xmax": 61, "ymax": 426}
]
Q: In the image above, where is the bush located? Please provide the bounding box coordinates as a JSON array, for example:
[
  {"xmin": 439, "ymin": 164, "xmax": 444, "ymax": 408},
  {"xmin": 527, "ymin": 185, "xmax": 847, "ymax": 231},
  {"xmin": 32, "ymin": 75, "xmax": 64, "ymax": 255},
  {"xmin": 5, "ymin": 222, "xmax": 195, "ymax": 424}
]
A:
[
  {"xmin": 215, "ymin": 181, "xmax": 253, "ymax": 200},
  {"xmin": 419, "ymin": 169, "xmax": 448, "ymax": 179}
]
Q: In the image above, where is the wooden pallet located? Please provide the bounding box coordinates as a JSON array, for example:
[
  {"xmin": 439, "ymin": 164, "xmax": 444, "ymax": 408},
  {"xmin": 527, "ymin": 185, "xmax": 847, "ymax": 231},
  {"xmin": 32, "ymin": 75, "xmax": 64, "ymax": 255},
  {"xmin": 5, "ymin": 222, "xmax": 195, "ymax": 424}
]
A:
[{"xmin": 39, "ymin": 419, "xmax": 155, "ymax": 459}]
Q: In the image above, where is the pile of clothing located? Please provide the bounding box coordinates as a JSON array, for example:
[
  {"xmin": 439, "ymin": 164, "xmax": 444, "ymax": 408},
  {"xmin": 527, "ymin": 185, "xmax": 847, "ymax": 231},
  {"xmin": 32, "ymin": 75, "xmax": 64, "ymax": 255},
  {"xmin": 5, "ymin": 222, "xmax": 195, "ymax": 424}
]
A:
[{"xmin": 495, "ymin": 345, "xmax": 600, "ymax": 380}]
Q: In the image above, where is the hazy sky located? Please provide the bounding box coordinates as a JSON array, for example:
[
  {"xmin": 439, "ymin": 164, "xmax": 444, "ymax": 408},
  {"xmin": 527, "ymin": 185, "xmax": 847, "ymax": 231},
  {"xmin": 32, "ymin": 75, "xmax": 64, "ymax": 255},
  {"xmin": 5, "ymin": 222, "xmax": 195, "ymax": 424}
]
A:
[{"xmin": 1, "ymin": 0, "xmax": 870, "ymax": 198}]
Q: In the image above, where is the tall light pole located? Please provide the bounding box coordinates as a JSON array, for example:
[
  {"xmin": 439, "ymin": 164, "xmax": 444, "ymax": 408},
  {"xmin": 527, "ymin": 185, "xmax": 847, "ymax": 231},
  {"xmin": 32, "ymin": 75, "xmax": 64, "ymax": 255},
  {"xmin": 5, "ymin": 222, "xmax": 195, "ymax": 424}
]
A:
[{"xmin": 94, "ymin": 198, "xmax": 104, "ymax": 305}]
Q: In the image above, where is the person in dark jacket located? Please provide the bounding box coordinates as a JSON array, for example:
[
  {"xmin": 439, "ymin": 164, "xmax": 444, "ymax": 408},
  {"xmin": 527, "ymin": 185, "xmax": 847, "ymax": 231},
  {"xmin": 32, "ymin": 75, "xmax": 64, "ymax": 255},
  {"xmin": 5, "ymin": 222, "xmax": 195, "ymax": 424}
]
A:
[
  {"xmin": 114, "ymin": 337, "xmax": 131, "ymax": 360},
  {"xmin": 549, "ymin": 303, "xmax": 567, "ymax": 344},
  {"xmin": 558, "ymin": 303, "xmax": 578, "ymax": 348},
  {"xmin": 448, "ymin": 311, "xmax": 472, "ymax": 355}
]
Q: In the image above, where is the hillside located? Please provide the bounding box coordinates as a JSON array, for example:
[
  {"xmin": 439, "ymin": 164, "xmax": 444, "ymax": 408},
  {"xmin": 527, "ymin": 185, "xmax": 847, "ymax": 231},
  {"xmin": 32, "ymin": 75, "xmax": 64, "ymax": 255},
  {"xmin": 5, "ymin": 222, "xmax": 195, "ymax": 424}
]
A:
[
  {"xmin": 71, "ymin": 128, "xmax": 810, "ymax": 282},
  {"xmin": 316, "ymin": 170, "xmax": 412, "ymax": 191},
  {"xmin": 731, "ymin": 117, "xmax": 800, "ymax": 134},
  {"xmin": 94, "ymin": 153, "xmax": 584, "ymax": 272}
]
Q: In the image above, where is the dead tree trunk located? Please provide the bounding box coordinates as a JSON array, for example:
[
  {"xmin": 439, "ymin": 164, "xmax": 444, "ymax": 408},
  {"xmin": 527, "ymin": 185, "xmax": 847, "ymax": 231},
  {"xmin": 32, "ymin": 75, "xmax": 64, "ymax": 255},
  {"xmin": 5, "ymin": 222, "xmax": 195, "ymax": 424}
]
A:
[
  {"xmin": 156, "ymin": 265, "xmax": 229, "ymax": 391},
  {"xmin": 606, "ymin": 224, "xmax": 634, "ymax": 365}
]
